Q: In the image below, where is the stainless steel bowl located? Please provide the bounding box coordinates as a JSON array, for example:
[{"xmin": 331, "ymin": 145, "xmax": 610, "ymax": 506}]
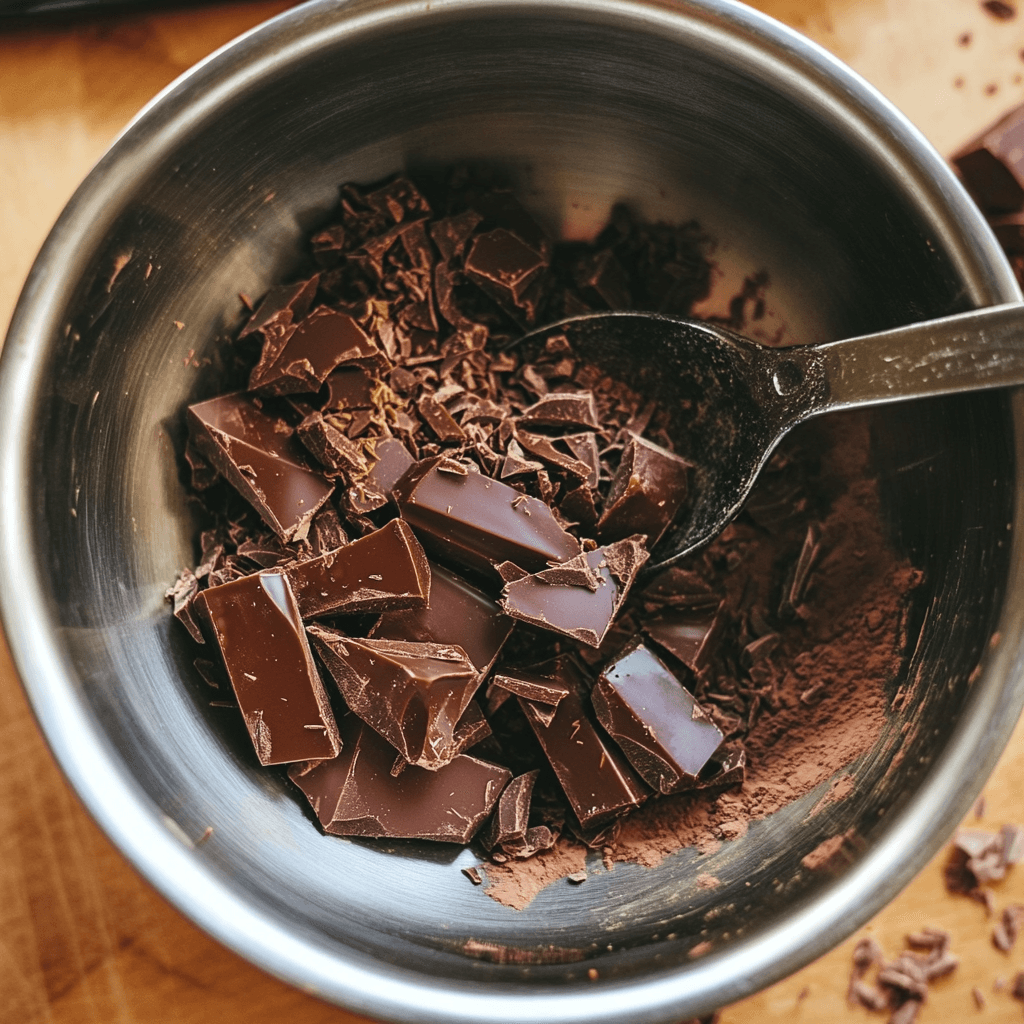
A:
[{"xmin": 2, "ymin": 1, "xmax": 1023, "ymax": 1021}]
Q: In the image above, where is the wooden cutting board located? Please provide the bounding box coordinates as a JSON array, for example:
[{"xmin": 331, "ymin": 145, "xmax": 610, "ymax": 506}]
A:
[{"xmin": 3, "ymin": 1, "xmax": 1024, "ymax": 1020}]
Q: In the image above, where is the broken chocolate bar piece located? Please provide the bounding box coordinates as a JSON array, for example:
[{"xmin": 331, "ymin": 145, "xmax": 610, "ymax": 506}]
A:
[
  {"xmin": 284, "ymin": 518, "xmax": 430, "ymax": 618},
  {"xmin": 393, "ymin": 456, "xmax": 580, "ymax": 575},
  {"xmin": 322, "ymin": 366, "xmax": 377, "ymax": 411},
  {"xmin": 598, "ymin": 434, "xmax": 692, "ymax": 545},
  {"xmin": 592, "ymin": 640, "xmax": 723, "ymax": 794},
  {"xmin": 187, "ymin": 392, "xmax": 333, "ymax": 542},
  {"xmin": 489, "ymin": 669, "xmax": 570, "ymax": 708},
  {"xmin": 498, "ymin": 536, "xmax": 649, "ymax": 648},
  {"xmin": 480, "ymin": 769, "xmax": 539, "ymax": 853},
  {"xmin": 197, "ymin": 570, "xmax": 339, "ymax": 765},
  {"xmin": 517, "ymin": 391, "xmax": 601, "ymax": 431},
  {"xmin": 308, "ymin": 626, "xmax": 480, "ymax": 770},
  {"xmin": 644, "ymin": 604, "xmax": 723, "ymax": 673},
  {"xmin": 370, "ymin": 561, "xmax": 513, "ymax": 677},
  {"xmin": 289, "ymin": 715, "xmax": 509, "ymax": 842},
  {"xmin": 518, "ymin": 655, "xmax": 647, "ymax": 827},
  {"xmin": 464, "ymin": 228, "xmax": 548, "ymax": 316},
  {"xmin": 953, "ymin": 105, "xmax": 1024, "ymax": 214},
  {"xmin": 238, "ymin": 276, "xmax": 318, "ymax": 340},
  {"xmin": 296, "ymin": 412, "xmax": 369, "ymax": 476}
]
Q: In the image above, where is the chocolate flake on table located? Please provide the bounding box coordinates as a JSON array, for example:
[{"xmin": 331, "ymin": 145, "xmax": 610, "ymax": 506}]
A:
[
  {"xmin": 992, "ymin": 904, "xmax": 1024, "ymax": 952},
  {"xmin": 944, "ymin": 824, "xmax": 1024, "ymax": 902},
  {"xmin": 289, "ymin": 715, "xmax": 509, "ymax": 842},
  {"xmin": 197, "ymin": 570, "xmax": 339, "ymax": 765}
]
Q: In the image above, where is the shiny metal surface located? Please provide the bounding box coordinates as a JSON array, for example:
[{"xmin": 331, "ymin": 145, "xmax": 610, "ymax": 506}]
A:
[{"xmin": 1, "ymin": 1, "xmax": 1022, "ymax": 1022}]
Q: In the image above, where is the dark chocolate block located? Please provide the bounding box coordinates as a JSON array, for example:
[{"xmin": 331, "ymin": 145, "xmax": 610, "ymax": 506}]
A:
[
  {"xmin": 953, "ymin": 106, "xmax": 1024, "ymax": 214},
  {"xmin": 464, "ymin": 228, "xmax": 548, "ymax": 314},
  {"xmin": 187, "ymin": 392, "xmax": 333, "ymax": 542},
  {"xmin": 238, "ymin": 276, "xmax": 318, "ymax": 340},
  {"xmin": 643, "ymin": 604, "xmax": 723, "ymax": 672},
  {"xmin": 592, "ymin": 641, "xmax": 723, "ymax": 794},
  {"xmin": 480, "ymin": 769, "xmax": 539, "ymax": 853},
  {"xmin": 517, "ymin": 391, "xmax": 601, "ymax": 431},
  {"xmin": 289, "ymin": 715, "xmax": 510, "ymax": 842},
  {"xmin": 197, "ymin": 570, "xmax": 339, "ymax": 766}
]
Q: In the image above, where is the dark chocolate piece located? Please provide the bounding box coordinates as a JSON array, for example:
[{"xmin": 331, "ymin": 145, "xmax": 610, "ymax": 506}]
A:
[
  {"xmin": 296, "ymin": 412, "xmax": 369, "ymax": 476},
  {"xmin": 499, "ymin": 537, "xmax": 649, "ymax": 647},
  {"xmin": 514, "ymin": 429, "xmax": 593, "ymax": 481},
  {"xmin": 284, "ymin": 518, "xmax": 430, "ymax": 618},
  {"xmin": 417, "ymin": 393, "xmax": 467, "ymax": 442},
  {"xmin": 644, "ymin": 604, "xmax": 723, "ymax": 673},
  {"xmin": 597, "ymin": 434, "xmax": 692, "ymax": 545},
  {"xmin": 238, "ymin": 276, "xmax": 318, "ymax": 340},
  {"xmin": 344, "ymin": 436, "xmax": 416, "ymax": 515},
  {"xmin": 393, "ymin": 456, "xmax": 580, "ymax": 575},
  {"xmin": 518, "ymin": 656, "xmax": 647, "ymax": 827},
  {"xmin": 197, "ymin": 570, "xmax": 340, "ymax": 765},
  {"xmin": 489, "ymin": 669, "xmax": 570, "ymax": 708},
  {"xmin": 517, "ymin": 391, "xmax": 600, "ymax": 431},
  {"xmin": 370, "ymin": 561, "xmax": 513, "ymax": 676},
  {"xmin": 480, "ymin": 769, "xmax": 539, "ymax": 853},
  {"xmin": 289, "ymin": 715, "xmax": 509, "ymax": 842},
  {"xmin": 323, "ymin": 366, "xmax": 377, "ymax": 411},
  {"xmin": 953, "ymin": 105, "xmax": 1024, "ymax": 214},
  {"xmin": 464, "ymin": 228, "xmax": 548, "ymax": 317},
  {"xmin": 187, "ymin": 392, "xmax": 333, "ymax": 542},
  {"xmin": 592, "ymin": 641, "xmax": 723, "ymax": 794},
  {"xmin": 308, "ymin": 626, "xmax": 480, "ymax": 770}
]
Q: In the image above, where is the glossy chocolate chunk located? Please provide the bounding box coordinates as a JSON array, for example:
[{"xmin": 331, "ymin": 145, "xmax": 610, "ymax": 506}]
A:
[
  {"xmin": 296, "ymin": 412, "xmax": 369, "ymax": 477},
  {"xmin": 464, "ymin": 228, "xmax": 547, "ymax": 314},
  {"xmin": 370, "ymin": 562, "xmax": 513, "ymax": 677},
  {"xmin": 489, "ymin": 669, "xmax": 570, "ymax": 708},
  {"xmin": 393, "ymin": 457, "xmax": 580, "ymax": 575},
  {"xmin": 598, "ymin": 434, "xmax": 692, "ymax": 545},
  {"xmin": 197, "ymin": 570, "xmax": 339, "ymax": 766},
  {"xmin": 692, "ymin": 741, "xmax": 746, "ymax": 791},
  {"xmin": 187, "ymin": 392, "xmax": 333, "ymax": 542},
  {"xmin": 344, "ymin": 436, "xmax": 417, "ymax": 515},
  {"xmin": 450, "ymin": 700, "xmax": 492, "ymax": 755},
  {"xmin": 289, "ymin": 715, "xmax": 509, "ymax": 842},
  {"xmin": 323, "ymin": 366, "xmax": 376, "ymax": 411},
  {"xmin": 592, "ymin": 640, "xmax": 723, "ymax": 794},
  {"xmin": 514, "ymin": 429, "xmax": 592, "ymax": 481},
  {"xmin": 644, "ymin": 604, "xmax": 723, "ymax": 673},
  {"xmin": 417, "ymin": 393, "xmax": 466, "ymax": 442},
  {"xmin": 517, "ymin": 656, "xmax": 647, "ymax": 828},
  {"xmin": 284, "ymin": 518, "xmax": 430, "ymax": 618},
  {"xmin": 238, "ymin": 276, "xmax": 318, "ymax": 340},
  {"xmin": 953, "ymin": 106, "xmax": 1024, "ymax": 214},
  {"xmin": 499, "ymin": 536, "xmax": 649, "ymax": 648},
  {"xmin": 517, "ymin": 391, "xmax": 601, "ymax": 431},
  {"xmin": 307, "ymin": 626, "xmax": 480, "ymax": 770},
  {"xmin": 480, "ymin": 769, "xmax": 539, "ymax": 853}
]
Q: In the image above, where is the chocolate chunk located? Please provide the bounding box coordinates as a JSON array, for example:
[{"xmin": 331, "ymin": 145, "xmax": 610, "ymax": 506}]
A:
[
  {"xmin": 983, "ymin": 0, "xmax": 1017, "ymax": 20},
  {"xmin": 323, "ymin": 366, "xmax": 377, "ymax": 411},
  {"xmin": 644, "ymin": 604, "xmax": 724, "ymax": 673},
  {"xmin": 517, "ymin": 655, "xmax": 647, "ymax": 827},
  {"xmin": 284, "ymin": 518, "xmax": 430, "ymax": 618},
  {"xmin": 451, "ymin": 699, "xmax": 492, "ymax": 755},
  {"xmin": 289, "ymin": 715, "xmax": 509, "ymax": 842},
  {"xmin": 499, "ymin": 437, "xmax": 545, "ymax": 478},
  {"xmin": 489, "ymin": 669, "xmax": 570, "ymax": 708},
  {"xmin": 597, "ymin": 434, "xmax": 692, "ymax": 545},
  {"xmin": 514, "ymin": 429, "xmax": 593, "ymax": 481},
  {"xmin": 429, "ymin": 210, "xmax": 484, "ymax": 262},
  {"xmin": 417, "ymin": 393, "xmax": 467, "ymax": 442},
  {"xmin": 238, "ymin": 276, "xmax": 318, "ymax": 340},
  {"xmin": 499, "ymin": 537, "xmax": 649, "ymax": 648},
  {"xmin": 517, "ymin": 391, "xmax": 601, "ymax": 431},
  {"xmin": 197, "ymin": 571, "xmax": 339, "ymax": 765},
  {"xmin": 692, "ymin": 741, "xmax": 746, "ymax": 791},
  {"xmin": 308, "ymin": 627, "xmax": 480, "ymax": 770},
  {"xmin": 393, "ymin": 456, "xmax": 580, "ymax": 575},
  {"xmin": 344, "ymin": 436, "xmax": 416, "ymax": 515},
  {"xmin": 166, "ymin": 568, "xmax": 204, "ymax": 643},
  {"xmin": 592, "ymin": 640, "xmax": 723, "ymax": 794},
  {"xmin": 370, "ymin": 561, "xmax": 513, "ymax": 676},
  {"xmin": 480, "ymin": 769, "xmax": 539, "ymax": 852},
  {"xmin": 296, "ymin": 412, "xmax": 370, "ymax": 476},
  {"xmin": 953, "ymin": 105, "xmax": 1024, "ymax": 214},
  {"xmin": 464, "ymin": 229, "xmax": 548, "ymax": 317},
  {"xmin": 187, "ymin": 392, "xmax": 333, "ymax": 542},
  {"xmin": 560, "ymin": 432, "xmax": 601, "ymax": 489}
]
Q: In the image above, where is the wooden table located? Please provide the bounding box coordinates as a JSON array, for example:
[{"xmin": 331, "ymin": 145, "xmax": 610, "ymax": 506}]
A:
[{"xmin": 3, "ymin": 1, "xmax": 1024, "ymax": 1020}]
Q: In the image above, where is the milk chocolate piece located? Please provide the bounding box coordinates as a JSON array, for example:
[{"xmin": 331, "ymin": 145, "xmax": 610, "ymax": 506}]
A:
[
  {"xmin": 284, "ymin": 518, "xmax": 430, "ymax": 618},
  {"xmin": 518, "ymin": 656, "xmax": 647, "ymax": 827},
  {"xmin": 198, "ymin": 571, "xmax": 339, "ymax": 766},
  {"xmin": 307, "ymin": 626, "xmax": 481, "ymax": 770},
  {"xmin": 517, "ymin": 392, "xmax": 601, "ymax": 431},
  {"xmin": 370, "ymin": 562, "xmax": 513, "ymax": 676},
  {"xmin": 345, "ymin": 436, "xmax": 416, "ymax": 515},
  {"xmin": 592, "ymin": 641, "xmax": 723, "ymax": 794},
  {"xmin": 289, "ymin": 715, "xmax": 509, "ymax": 842},
  {"xmin": 953, "ymin": 106, "xmax": 1024, "ymax": 214},
  {"xmin": 393, "ymin": 457, "xmax": 580, "ymax": 575},
  {"xmin": 296, "ymin": 412, "xmax": 369, "ymax": 476},
  {"xmin": 480, "ymin": 769, "xmax": 539, "ymax": 853},
  {"xmin": 644, "ymin": 604, "xmax": 723, "ymax": 672},
  {"xmin": 187, "ymin": 392, "xmax": 333, "ymax": 542},
  {"xmin": 514, "ymin": 429, "xmax": 592, "ymax": 481},
  {"xmin": 417, "ymin": 393, "xmax": 467, "ymax": 442},
  {"xmin": 490, "ymin": 670, "xmax": 570, "ymax": 707},
  {"xmin": 598, "ymin": 434, "xmax": 692, "ymax": 545},
  {"xmin": 499, "ymin": 537, "xmax": 649, "ymax": 648},
  {"xmin": 451, "ymin": 699, "xmax": 492, "ymax": 755}
]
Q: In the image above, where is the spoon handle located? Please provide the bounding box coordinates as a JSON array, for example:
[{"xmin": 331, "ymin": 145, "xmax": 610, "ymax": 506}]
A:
[{"xmin": 790, "ymin": 301, "xmax": 1024, "ymax": 413}]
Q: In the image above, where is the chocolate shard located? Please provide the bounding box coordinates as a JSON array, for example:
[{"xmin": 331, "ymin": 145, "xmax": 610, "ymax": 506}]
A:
[
  {"xmin": 393, "ymin": 456, "xmax": 581, "ymax": 575},
  {"xmin": 514, "ymin": 429, "xmax": 593, "ymax": 481},
  {"xmin": 345, "ymin": 436, "xmax": 416, "ymax": 515},
  {"xmin": 480, "ymin": 769, "xmax": 539, "ymax": 853},
  {"xmin": 289, "ymin": 715, "xmax": 509, "ymax": 842},
  {"xmin": 489, "ymin": 669, "xmax": 570, "ymax": 708},
  {"xmin": 517, "ymin": 391, "xmax": 601, "ymax": 431},
  {"xmin": 187, "ymin": 392, "xmax": 333, "ymax": 542},
  {"xmin": 238, "ymin": 276, "xmax": 318, "ymax": 340},
  {"xmin": 499, "ymin": 537, "xmax": 649, "ymax": 648},
  {"xmin": 597, "ymin": 434, "xmax": 692, "ymax": 546},
  {"xmin": 322, "ymin": 366, "xmax": 376, "ymax": 411},
  {"xmin": 197, "ymin": 570, "xmax": 339, "ymax": 766},
  {"xmin": 450, "ymin": 699, "xmax": 492, "ymax": 755},
  {"xmin": 517, "ymin": 655, "xmax": 648, "ymax": 827},
  {"xmin": 560, "ymin": 431, "xmax": 601, "ymax": 489},
  {"xmin": 417, "ymin": 393, "xmax": 467, "ymax": 443},
  {"xmin": 643, "ymin": 604, "xmax": 724, "ymax": 673},
  {"xmin": 464, "ymin": 228, "xmax": 548, "ymax": 315},
  {"xmin": 284, "ymin": 518, "xmax": 430, "ymax": 618},
  {"xmin": 692, "ymin": 741, "xmax": 746, "ymax": 791},
  {"xmin": 592, "ymin": 640, "xmax": 723, "ymax": 794},
  {"xmin": 307, "ymin": 627, "xmax": 481, "ymax": 770},
  {"xmin": 952, "ymin": 106, "xmax": 1024, "ymax": 215},
  {"xmin": 296, "ymin": 411, "xmax": 370, "ymax": 476},
  {"xmin": 369, "ymin": 561, "xmax": 514, "ymax": 677}
]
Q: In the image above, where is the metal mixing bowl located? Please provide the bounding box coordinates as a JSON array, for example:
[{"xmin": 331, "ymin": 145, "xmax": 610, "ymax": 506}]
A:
[{"xmin": 2, "ymin": 1, "xmax": 1023, "ymax": 1021}]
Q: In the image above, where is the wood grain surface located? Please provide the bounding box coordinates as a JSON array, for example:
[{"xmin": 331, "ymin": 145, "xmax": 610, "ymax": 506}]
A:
[{"xmin": 2, "ymin": 1, "xmax": 1024, "ymax": 1021}]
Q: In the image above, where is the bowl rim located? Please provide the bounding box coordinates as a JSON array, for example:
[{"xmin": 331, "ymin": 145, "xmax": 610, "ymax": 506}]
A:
[{"xmin": 2, "ymin": 1, "xmax": 1023, "ymax": 1021}]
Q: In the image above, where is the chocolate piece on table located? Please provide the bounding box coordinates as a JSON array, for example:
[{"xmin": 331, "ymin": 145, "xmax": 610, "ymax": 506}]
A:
[
  {"xmin": 464, "ymin": 228, "xmax": 548, "ymax": 315},
  {"xmin": 197, "ymin": 570, "xmax": 339, "ymax": 766},
  {"xmin": 187, "ymin": 392, "xmax": 333, "ymax": 542},
  {"xmin": 289, "ymin": 715, "xmax": 510, "ymax": 842},
  {"xmin": 238, "ymin": 276, "xmax": 318, "ymax": 340},
  {"xmin": 591, "ymin": 640, "xmax": 723, "ymax": 794},
  {"xmin": 952, "ymin": 106, "xmax": 1024, "ymax": 214},
  {"xmin": 518, "ymin": 656, "xmax": 647, "ymax": 828},
  {"xmin": 597, "ymin": 434, "xmax": 693, "ymax": 545},
  {"xmin": 499, "ymin": 536, "xmax": 649, "ymax": 648},
  {"xmin": 307, "ymin": 626, "xmax": 481, "ymax": 770},
  {"xmin": 296, "ymin": 412, "xmax": 369, "ymax": 477},
  {"xmin": 370, "ymin": 561, "xmax": 513, "ymax": 677},
  {"xmin": 284, "ymin": 518, "xmax": 430, "ymax": 618},
  {"xmin": 517, "ymin": 391, "xmax": 601, "ymax": 431},
  {"xmin": 643, "ymin": 604, "xmax": 723, "ymax": 673},
  {"xmin": 393, "ymin": 456, "xmax": 580, "ymax": 576},
  {"xmin": 480, "ymin": 769, "xmax": 539, "ymax": 853}
]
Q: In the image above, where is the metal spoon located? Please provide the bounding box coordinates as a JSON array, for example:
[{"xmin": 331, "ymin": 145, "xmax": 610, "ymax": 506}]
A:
[{"xmin": 521, "ymin": 303, "xmax": 1024, "ymax": 573}]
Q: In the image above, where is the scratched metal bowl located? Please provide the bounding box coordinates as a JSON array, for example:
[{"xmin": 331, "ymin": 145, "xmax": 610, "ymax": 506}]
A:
[{"xmin": 1, "ymin": 1, "xmax": 1022, "ymax": 1020}]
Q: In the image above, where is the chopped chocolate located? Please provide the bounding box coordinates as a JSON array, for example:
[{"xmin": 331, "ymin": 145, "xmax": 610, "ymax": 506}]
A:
[
  {"xmin": 514, "ymin": 429, "xmax": 593, "ymax": 481},
  {"xmin": 643, "ymin": 604, "xmax": 724, "ymax": 673},
  {"xmin": 289, "ymin": 715, "xmax": 509, "ymax": 842},
  {"xmin": 480, "ymin": 769, "xmax": 538, "ymax": 853},
  {"xmin": 308, "ymin": 626, "xmax": 480, "ymax": 770},
  {"xmin": 322, "ymin": 367, "xmax": 377, "ymax": 411},
  {"xmin": 464, "ymin": 228, "xmax": 548, "ymax": 320},
  {"xmin": 953, "ymin": 105, "xmax": 1024, "ymax": 214},
  {"xmin": 417, "ymin": 393, "xmax": 467, "ymax": 442},
  {"xmin": 197, "ymin": 570, "xmax": 339, "ymax": 765},
  {"xmin": 166, "ymin": 568, "xmax": 204, "ymax": 643},
  {"xmin": 284, "ymin": 518, "xmax": 430, "ymax": 618},
  {"xmin": 450, "ymin": 699, "xmax": 492, "ymax": 755},
  {"xmin": 517, "ymin": 391, "xmax": 601, "ymax": 431},
  {"xmin": 489, "ymin": 669, "xmax": 570, "ymax": 708},
  {"xmin": 592, "ymin": 640, "xmax": 723, "ymax": 794},
  {"xmin": 238, "ymin": 276, "xmax": 318, "ymax": 340},
  {"xmin": 296, "ymin": 411, "xmax": 370, "ymax": 476},
  {"xmin": 187, "ymin": 392, "xmax": 333, "ymax": 542}
]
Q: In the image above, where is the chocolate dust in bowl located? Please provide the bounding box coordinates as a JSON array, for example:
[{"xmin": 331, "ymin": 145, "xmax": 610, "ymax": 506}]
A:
[{"xmin": 167, "ymin": 169, "xmax": 922, "ymax": 911}]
